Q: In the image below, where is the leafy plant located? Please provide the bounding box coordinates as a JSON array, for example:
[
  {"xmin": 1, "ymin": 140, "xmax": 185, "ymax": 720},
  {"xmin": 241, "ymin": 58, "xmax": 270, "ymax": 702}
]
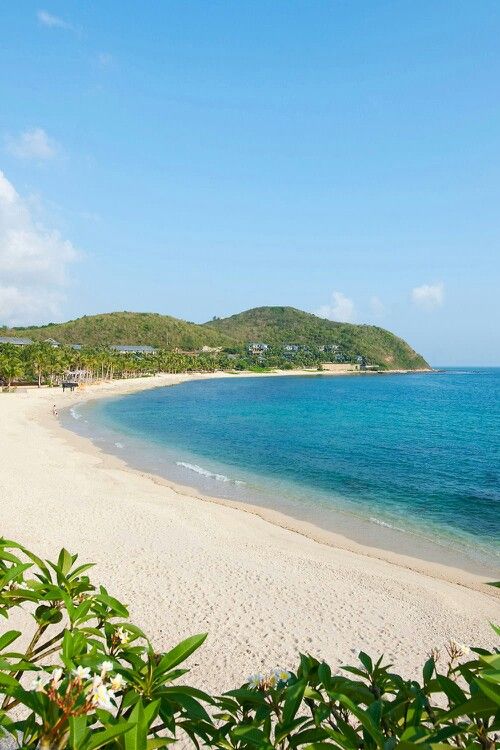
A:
[
  {"xmin": 0, "ymin": 539, "xmax": 212, "ymax": 749},
  {"xmin": 215, "ymin": 642, "xmax": 500, "ymax": 750},
  {"xmin": 1, "ymin": 538, "xmax": 498, "ymax": 750}
]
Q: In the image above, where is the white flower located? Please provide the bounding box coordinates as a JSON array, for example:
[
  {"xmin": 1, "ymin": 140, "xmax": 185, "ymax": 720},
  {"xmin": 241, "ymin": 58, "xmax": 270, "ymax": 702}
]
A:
[
  {"xmin": 73, "ymin": 665, "xmax": 91, "ymax": 680},
  {"xmin": 91, "ymin": 683, "xmax": 114, "ymax": 711},
  {"xmin": 18, "ymin": 581, "xmax": 29, "ymax": 590},
  {"xmin": 274, "ymin": 669, "xmax": 291, "ymax": 683},
  {"xmin": 110, "ymin": 673, "xmax": 126, "ymax": 691},
  {"xmin": 247, "ymin": 673, "xmax": 264, "ymax": 689},
  {"xmin": 92, "ymin": 675, "xmax": 103, "ymax": 689},
  {"xmin": 116, "ymin": 627, "xmax": 129, "ymax": 644},
  {"xmin": 30, "ymin": 674, "xmax": 48, "ymax": 692},
  {"xmin": 51, "ymin": 668, "xmax": 64, "ymax": 688},
  {"xmin": 100, "ymin": 660, "xmax": 114, "ymax": 675}
]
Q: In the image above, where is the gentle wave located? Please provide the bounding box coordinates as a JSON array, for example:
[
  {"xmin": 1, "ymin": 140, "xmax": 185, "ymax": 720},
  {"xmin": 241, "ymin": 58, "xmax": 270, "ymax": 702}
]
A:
[
  {"xmin": 69, "ymin": 407, "xmax": 82, "ymax": 420},
  {"xmin": 369, "ymin": 517, "xmax": 406, "ymax": 533},
  {"xmin": 176, "ymin": 461, "xmax": 245, "ymax": 485},
  {"xmin": 114, "ymin": 442, "xmax": 124, "ymax": 449}
]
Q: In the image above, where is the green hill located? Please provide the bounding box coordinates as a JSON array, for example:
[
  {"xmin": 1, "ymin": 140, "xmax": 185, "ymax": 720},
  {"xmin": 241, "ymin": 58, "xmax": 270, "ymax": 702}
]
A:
[
  {"xmin": 4, "ymin": 311, "xmax": 233, "ymax": 350},
  {"xmin": 2, "ymin": 307, "xmax": 430, "ymax": 370},
  {"xmin": 203, "ymin": 306, "xmax": 430, "ymax": 370}
]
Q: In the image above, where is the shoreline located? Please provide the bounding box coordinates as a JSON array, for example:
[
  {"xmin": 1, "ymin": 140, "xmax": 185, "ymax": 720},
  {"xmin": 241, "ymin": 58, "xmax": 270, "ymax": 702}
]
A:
[
  {"xmin": 52, "ymin": 371, "xmax": 497, "ymax": 587},
  {"xmin": 1, "ymin": 369, "xmax": 498, "ymax": 690}
]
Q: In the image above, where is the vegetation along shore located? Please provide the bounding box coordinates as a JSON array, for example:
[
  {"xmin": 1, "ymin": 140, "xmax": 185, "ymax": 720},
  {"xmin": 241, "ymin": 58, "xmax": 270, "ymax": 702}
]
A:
[{"xmin": 0, "ymin": 306, "xmax": 430, "ymax": 387}]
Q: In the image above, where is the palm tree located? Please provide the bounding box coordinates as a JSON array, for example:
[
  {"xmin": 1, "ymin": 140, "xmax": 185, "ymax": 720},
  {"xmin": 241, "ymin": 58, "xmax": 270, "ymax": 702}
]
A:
[
  {"xmin": 0, "ymin": 355, "xmax": 24, "ymax": 388},
  {"xmin": 28, "ymin": 343, "xmax": 52, "ymax": 387}
]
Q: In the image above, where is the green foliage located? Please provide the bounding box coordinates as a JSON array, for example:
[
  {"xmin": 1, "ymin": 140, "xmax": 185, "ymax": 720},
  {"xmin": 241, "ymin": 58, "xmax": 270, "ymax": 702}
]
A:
[
  {"xmin": 6, "ymin": 312, "xmax": 233, "ymax": 351},
  {"xmin": 1, "ymin": 539, "xmax": 498, "ymax": 750},
  {"xmin": 0, "ymin": 350, "xmax": 25, "ymax": 388},
  {"xmin": 0, "ymin": 342, "xmax": 237, "ymax": 387},
  {"xmin": 205, "ymin": 307, "xmax": 430, "ymax": 370},
  {"xmin": 0, "ymin": 539, "xmax": 212, "ymax": 749},
  {"xmin": 3, "ymin": 306, "xmax": 429, "ymax": 371}
]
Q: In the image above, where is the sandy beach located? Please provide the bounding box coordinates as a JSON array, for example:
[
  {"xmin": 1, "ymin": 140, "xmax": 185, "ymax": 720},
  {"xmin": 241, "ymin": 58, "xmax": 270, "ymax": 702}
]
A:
[{"xmin": 1, "ymin": 372, "xmax": 498, "ymax": 692}]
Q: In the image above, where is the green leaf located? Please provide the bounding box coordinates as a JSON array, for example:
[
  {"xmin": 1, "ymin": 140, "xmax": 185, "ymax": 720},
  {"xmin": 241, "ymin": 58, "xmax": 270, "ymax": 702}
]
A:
[
  {"xmin": 34, "ymin": 604, "xmax": 63, "ymax": 624},
  {"xmin": 436, "ymin": 675, "xmax": 467, "ymax": 705},
  {"xmin": 0, "ymin": 546, "xmax": 24, "ymax": 565},
  {"xmin": 68, "ymin": 562, "xmax": 95, "ymax": 580},
  {"xmin": 232, "ymin": 725, "xmax": 267, "ymax": 745},
  {"xmin": 0, "ymin": 631, "xmax": 21, "ymax": 651},
  {"xmin": 85, "ymin": 723, "xmax": 135, "ymax": 750},
  {"xmin": 0, "ymin": 563, "xmax": 32, "ymax": 587},
  {"xmin": 282, "ymin": 680, "xmax": 306, "ymax": 727},
  {"xmin": 94, "ymin": 588, "xmax": 129, "ymax": 617},
  {"xmin": 443, "ymin": 695, "xmax": 497, "ymax": 720},
  {"xmin": 69, "ymin": 715, "xmax": 88, "ymax": 750},
  {"xmin": 123, "ymin": 700, "xmax": 162, "ymax": 750},
  {"xmin": 225, "ymin": 688, "xmax": 267, "ymax": 706},
  {"xmin": 475, "ymin": 677, "xmax": 500, "ymax": 706},
  {"xmin": 318, "ymin": 661, "xmax": 331, "ymax": 688},
  {"xmin": 478, "ymin": 653, "xmax": 500, "ymax": 670},
  {"xmin": 0, "ymin": 672, "xmax": 21, "ymax": 691},
  {"xmin": 159, "ymin": 688, "xmax": 211, "ymax": 720},
  {"xmin": 422, "ymin": 657, "xmax": 434, "ymax": 683},
  {"xmin": 159, "ymin": 685, "xmax": 212, "ymax": 704},
  {"xmin": 329, "ymin": 692, "xmax": 385, "ymax": 748},
  {"xmin": 358, "ymin": 652, "xmax": 373, "ymax": 673},
  {"xmin": 58, "ymin": 547, "xmax": 76, "ymax": 576},
  {"xmin": 156, "ymin": 633, "xmax": 207, "ymax": 674}
]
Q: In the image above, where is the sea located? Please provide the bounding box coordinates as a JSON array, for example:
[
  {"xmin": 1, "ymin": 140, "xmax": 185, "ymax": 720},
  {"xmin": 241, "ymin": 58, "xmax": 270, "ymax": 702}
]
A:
[{"xmin": 62, "ymin": 368, "xmax": 500, "ymax": 577}]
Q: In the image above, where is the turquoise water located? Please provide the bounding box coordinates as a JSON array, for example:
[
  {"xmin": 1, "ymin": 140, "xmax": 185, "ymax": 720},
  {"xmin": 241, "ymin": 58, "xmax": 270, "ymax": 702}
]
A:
[{"xmin": 66, "ymin": 369, "xmax": 500, "ymax": 574}]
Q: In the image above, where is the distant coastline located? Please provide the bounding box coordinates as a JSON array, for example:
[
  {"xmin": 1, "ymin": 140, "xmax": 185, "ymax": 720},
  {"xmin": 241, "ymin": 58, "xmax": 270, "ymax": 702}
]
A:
[{"xmin": 1, "ymin": 305, "xmax": 431, "ymax": 373}]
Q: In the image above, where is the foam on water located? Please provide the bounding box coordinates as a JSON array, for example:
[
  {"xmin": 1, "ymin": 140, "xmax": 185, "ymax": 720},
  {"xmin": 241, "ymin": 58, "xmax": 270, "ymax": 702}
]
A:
[
  {"xmin": 369, "ymin": 517, "xmax": 406, "ymax": 533},
  {"xmin": 176, "ymin": 461, "xmax": 245, "ymax": 485}
]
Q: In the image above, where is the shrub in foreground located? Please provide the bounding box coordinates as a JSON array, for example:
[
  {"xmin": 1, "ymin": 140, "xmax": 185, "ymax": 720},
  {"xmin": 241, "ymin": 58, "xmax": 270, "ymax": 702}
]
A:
[{"xmin": 0, "ymin": 539, "xmax": 498, "ymax": 749}]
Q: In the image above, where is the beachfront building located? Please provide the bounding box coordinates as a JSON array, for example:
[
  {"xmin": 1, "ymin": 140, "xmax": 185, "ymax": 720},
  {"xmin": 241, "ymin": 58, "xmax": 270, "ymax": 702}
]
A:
[
  {"xmin": 64, "ymin": 369, "xmax": 91, "ymax": 383},
  {"xmin": 0, "ymin": 336, "xmax": 33, "ymax": 346},
  {"xmin": 248, "ymin": 342, "xmax": 269, "ymax": 355},
  {"xmin": 200, "ymin": 346, "xmax": 222, "ymax": 354},
  {"xmin": 70, "ymin": 344, "xmax": 82, "ymax": 350},
  {"xmin": 44, "ymin": 338, "xmax": 60, "ymax": 348},
  {"xmin": 356, "ymin": 355, "xmax": 367, "ymax": 369},
  {"xmin": 284, "ymin": 344, "xmax": 300, "ymax": 352},
  {"xmin": 110, "ymin": 345, "xmax": 156, "ymax": 355}
]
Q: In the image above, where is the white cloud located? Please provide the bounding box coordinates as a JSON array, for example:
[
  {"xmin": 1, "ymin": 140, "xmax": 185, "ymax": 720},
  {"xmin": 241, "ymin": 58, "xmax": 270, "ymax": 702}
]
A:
[
  {"xmin": 316, "ymin": 291, "xmax": 356, "ymax": 322},
  {"xmin": 37, "ymin": 10, "xmax": 72, "ymax": 29},
  {"xmin": 412, "ymin": 282, "xmax": 444, "ymax": 310},
  {"xmin": 5, "ymin": 128, "xmax": 58, "ymax": 161},
  {"xmin": 0, "ymin": 170, "xmax": 79, "ymax": 325}
]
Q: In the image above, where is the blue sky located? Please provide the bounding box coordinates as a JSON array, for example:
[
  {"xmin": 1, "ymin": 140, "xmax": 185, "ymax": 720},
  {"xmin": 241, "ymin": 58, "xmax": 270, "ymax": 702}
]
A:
[{"xmin": 1, "ymin": 1, "xmax": 499, "ymax": 365}]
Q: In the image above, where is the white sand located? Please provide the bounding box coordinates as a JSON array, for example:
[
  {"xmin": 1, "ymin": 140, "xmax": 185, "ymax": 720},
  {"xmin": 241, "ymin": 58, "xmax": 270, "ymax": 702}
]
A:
[{"xmin": 0, "ymin": 373, "xmax": 498, "ymax": 692}]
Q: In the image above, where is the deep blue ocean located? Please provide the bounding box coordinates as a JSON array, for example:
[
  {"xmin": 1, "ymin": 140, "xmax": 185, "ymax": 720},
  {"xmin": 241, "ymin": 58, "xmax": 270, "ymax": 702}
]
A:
[{"xmin": 65, "ymin": 369, "xmax": 500, "ymax": 575}]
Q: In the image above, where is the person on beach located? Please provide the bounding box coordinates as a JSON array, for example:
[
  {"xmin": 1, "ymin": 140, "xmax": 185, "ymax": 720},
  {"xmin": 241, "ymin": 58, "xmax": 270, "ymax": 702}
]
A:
[{"xmin": 52, "ymin": 405, "xmax": 58, "ymax": 417}]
